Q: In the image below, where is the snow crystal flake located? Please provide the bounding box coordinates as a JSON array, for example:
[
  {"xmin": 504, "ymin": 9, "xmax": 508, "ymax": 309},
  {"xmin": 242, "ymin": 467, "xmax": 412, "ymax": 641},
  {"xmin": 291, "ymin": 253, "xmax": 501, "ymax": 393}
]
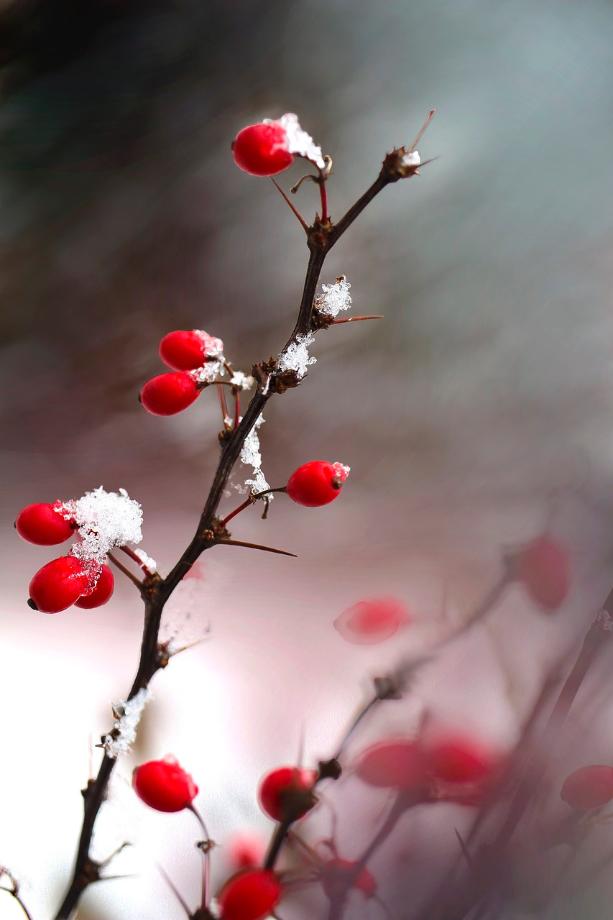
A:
[
  {"xmin": 401, "ymin": 149, "xmax": 421, "ymax": 168},
  {"xmin": 62, "ymin": 487, "xmax": 143, "ymax": 565},
  {"xmin": 230, "ymin": 371, "xmax": 255, "ymax": 391},
  {"xmin": 277, "ymin": 332, "xmax": 317, "ymax": 380},
  {"xmin": 103, "ymin": 688, "xmax": 150, "ymax": 758},
  {"xmin": 314, "ymin": 276, "xmax": 352, "ymax": 318},
  {"xmin": 271, "ymin": 113, "xmax": 325, "ymax": 170},
  {"xmin": 237, "ymin": 414, "xmax": 273, "ymax": 499},
  {"xmin": 332, "ymin": 462, "xmax": 351, "ymax": 483},
  {"xmin": 195, "ymin": 330, "xmax": 224, "ymax": 358},
  {"xmin": 133, "ymin": 548, "xmax": 158, "ymax": 573}
]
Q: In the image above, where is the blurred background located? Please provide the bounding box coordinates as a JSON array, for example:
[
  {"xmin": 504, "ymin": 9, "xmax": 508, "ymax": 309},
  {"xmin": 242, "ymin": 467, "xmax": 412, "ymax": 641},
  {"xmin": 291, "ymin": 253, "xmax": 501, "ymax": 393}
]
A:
[{"xmin": 2, "ymin": 0, "xmax": 613, "ymax": 917}]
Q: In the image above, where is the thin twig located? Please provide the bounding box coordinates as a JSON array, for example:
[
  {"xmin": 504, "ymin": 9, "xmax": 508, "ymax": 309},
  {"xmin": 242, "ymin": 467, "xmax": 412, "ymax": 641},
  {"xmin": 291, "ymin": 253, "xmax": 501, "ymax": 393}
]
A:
[{"xmin": 107, "ymin": 552, "xmax": 143, "ymax": 590}]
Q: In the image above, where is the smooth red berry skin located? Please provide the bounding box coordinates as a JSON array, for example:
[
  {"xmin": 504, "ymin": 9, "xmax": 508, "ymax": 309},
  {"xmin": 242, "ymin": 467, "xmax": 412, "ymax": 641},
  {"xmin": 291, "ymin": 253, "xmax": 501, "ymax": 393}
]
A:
[
  {"xmin": 321, "ymin": 859, "xmax": 377, "ymax": 900},
  {"xmin": 516, "ymin": 535, "xmax": 571, "ymax": 611},
  {"xmin": 28, "ymin": 556, "xmax": 91, "ymax": 613},
  {"xmin": 218, "ymin": 869, "xmax": 282, "ymax": 920},
  {"xmin": 232, "ymin": 122, "xmax": 293, "ymax": 177},
  {"xmin": 286, "ymin": 461, "xmax": 348, "ymax": 507},
  {"xmin": 355, "ymin": 740, "xmax": 429, "ymax": 793},
  {"xmin": 561, "ymin": 765, "xmax": 613, "ymax": 811},
  {"xmin": 15, "ymin": 502, "xmax": 74, "ymax": 545},
  {"xmin": 140, "ymin": 372, "xmax": 200, "ymax": 416},
  {"xmin": 132, "ymin": 758, "xmax": 198, "ymax": 812},
  {"xmin": 159, "ymin": 330, "xmax": 207, "ymax": 371},
  {"xmin": 228, "ymin": 833, "xmax": 266, "ymax": 871},
  {"xmin": 424, "ymin": 736, "xmax": 498, "ymax": 785},
  {"xmin": 75, "ymin": 565, "xmax": 114, "ymax": 609},
  {"xmin": 258, "ymin": 766, "xmax": 317, "ymax": 822}
]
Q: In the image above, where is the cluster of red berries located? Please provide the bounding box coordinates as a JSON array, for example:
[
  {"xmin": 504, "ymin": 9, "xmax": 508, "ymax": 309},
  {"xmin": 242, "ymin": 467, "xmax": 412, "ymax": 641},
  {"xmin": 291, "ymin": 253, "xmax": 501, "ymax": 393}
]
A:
[
  {"xmin": 140, "ymin": 329, "xmax": 224, "ymax": 416},
  {"xmin": 132, "ymin": 757, "xmax": 282, "ymax": 920},
  {"xmin": 355, "ymin": 732, "xmax": 502, "ymax": 806},
  {"xmin": 16, "ymin": 503, "xmax": 114, "ymax": 613}
]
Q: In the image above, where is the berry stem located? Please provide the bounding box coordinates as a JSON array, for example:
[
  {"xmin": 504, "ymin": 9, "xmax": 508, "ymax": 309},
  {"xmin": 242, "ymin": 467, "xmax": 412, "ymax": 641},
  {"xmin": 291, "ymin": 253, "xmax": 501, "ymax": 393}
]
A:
[
  {"xmin": 221, "ymin": 487, "xmax": 287, "ymax": 526},
  {"xmin": 216, "ymin": 383, "xmax": 229, "ymax": 423},
  {"xmin": 189, "ymin": 805, "xmax": 212, "ymax": 908},
  {"xmin": 318, "ymin": 175, "xmax": 329, "ymax": 223},
  {"xmin": 107, "ymin": 552, "xmax": 143, "ymax": 590}
]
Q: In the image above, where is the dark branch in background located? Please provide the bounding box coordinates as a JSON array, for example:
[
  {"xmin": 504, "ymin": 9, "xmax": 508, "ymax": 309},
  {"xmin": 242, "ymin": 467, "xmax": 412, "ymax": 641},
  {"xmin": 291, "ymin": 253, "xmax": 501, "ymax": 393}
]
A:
[{"xmin": 53, "ymin": 139, "xmax": 430, "ymax": 919}]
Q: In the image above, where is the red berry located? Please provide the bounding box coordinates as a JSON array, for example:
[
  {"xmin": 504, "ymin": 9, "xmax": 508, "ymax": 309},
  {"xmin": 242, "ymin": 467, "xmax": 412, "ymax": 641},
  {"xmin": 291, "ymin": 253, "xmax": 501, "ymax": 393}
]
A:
[
  {"xmin": 218, "ymin": 869, "xmax": 282, "ymax": 920},
  {"xmin": 15, "ymin": 502, "xmax": 74, "ymax": 545},
  {"xmin": 132, "ymin": 757, "xmax": 198, "ymax": 812},
  {"xmin": 516, "ymin": 535, "xmax": 571, "ymax": 611},
  {"xmin": 258, "ymin": 766, "xmax": 317, "ymax": 822},
  {"xmin": 232, "ymin": 122, "xmax": 293, "ymax": 177},
  {"xmin": 321, "ymin": 859, "xmax": 377, "ymax": 901},
  {"xmin": 228, "ymin": 833, "xmax": 266, "ymax": 871},
  {"xmin": 159, "ymin": 330, "xmax": 207, "ymax": 370},
  {"xmin": 561, "ymin": 765, "xmax": 613, "ymax": 811},
  {"xmin": 334, "ymin": 597, "xmax": 410, "ymax": 645},
  {"xmin": 423, "ymin": 735, "xmax": 499, "ymax": 785},
  {"xmin": 286, "ymin": 461, "xmax": 350, "ymax": 507},
  {"xmin": 140, "ymin": 372, "xmax": 200, "ymax": 416},
  {"xmin": 75, "ymin": 564, "xmax": 114, "ymax": 609},
  {"xmin": 28, "ymin": 556, "xmax": 91, "ymax": 613},
  {"xmin": 355, "ymin": 740, "xmax": 428, "ymax": 793}
]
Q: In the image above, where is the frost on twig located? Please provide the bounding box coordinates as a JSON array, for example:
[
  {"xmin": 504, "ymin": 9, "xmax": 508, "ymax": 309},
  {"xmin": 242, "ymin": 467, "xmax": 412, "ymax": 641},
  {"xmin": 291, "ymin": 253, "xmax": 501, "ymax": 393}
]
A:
[
  {"xmin": 133, "ymin": 548, "xmax": 158, "ymax": 574},
  {"xmin": 314, "ymin": 276, "xmax": 352, "ymax": 318},
  {"xmin": 230, "ymin": 371, "xmax": 255, "ymax": 391},
  {"xmin": 400, "ymin": 150, "xmax": 421, "ymax": 168},
  {"xmin": 60, "ymin": 487, "xmax": 143, "ymax": 565},
  {"xmin": 236, "ymin": 414, "xmax": 272, "ymax": 499},
  {"xmin": 277, "ymin": 332, "xmax": 317, "ymax": 380},
  {"xmin": 102, "ymin": 688, "xmax": 151, "ymax": 758}
]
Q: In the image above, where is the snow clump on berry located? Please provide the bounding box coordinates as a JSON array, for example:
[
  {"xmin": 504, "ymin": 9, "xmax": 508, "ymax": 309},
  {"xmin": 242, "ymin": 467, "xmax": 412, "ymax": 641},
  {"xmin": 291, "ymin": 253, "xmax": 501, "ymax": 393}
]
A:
[
  {"xmin": 272, "ymin": 113, "xmax": 325, "ymax": 169},
  {"xmin": 61, "ymin": 487, "xmax": 143, "ymax": 565}
]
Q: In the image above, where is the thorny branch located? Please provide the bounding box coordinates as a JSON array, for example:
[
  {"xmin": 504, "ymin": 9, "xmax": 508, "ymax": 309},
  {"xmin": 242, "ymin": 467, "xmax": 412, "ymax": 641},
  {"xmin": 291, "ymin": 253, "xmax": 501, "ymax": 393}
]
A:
[{"xmin": 53, "ymin": 138, "xmax": 430, "ymax": 919}]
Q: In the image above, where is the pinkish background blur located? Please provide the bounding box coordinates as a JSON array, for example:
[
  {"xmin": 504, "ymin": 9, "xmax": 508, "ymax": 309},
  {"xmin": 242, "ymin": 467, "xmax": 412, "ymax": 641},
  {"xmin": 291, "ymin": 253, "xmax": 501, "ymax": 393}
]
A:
[{"xmin": 2, "ymin": 1, "xmax": 613, "ymax": 917}]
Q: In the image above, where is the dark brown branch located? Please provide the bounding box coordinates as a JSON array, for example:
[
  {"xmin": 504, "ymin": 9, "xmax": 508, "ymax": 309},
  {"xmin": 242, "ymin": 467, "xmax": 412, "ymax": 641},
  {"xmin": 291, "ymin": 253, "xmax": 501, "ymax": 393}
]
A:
[{"xmin": 54, "ymin": 149, "xmax": 422, "ymax": 919}]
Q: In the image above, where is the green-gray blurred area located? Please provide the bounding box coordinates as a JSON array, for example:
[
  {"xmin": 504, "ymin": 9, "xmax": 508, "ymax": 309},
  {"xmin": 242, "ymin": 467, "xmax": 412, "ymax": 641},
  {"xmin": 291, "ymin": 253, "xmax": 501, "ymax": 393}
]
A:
[{"xmin": 2, "ymin": 2, "xmax": 613, "ymax": 919}]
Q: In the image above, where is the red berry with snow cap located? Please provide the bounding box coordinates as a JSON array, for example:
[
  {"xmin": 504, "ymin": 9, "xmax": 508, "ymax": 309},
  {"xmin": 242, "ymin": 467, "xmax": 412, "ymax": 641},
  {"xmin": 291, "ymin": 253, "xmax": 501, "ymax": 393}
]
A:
[
  {"xmin": 218, "ymin": 869, "xmax": 282, "ymax": 920},
  {"xmin": 15, "ymin": 502, "xmax": 75, "ymax": 545},
  {"xmin": 286, "ymin": 460, "xmax": 350, "ymax": 507},
  {"xmin": 232, "ymin": 122, "xmax": 294, "ymax": 177},
  {"xmin": 140, "ymin": 372, "xmax": 200, "ymax": 416},
  {"xmin": 132, "ymin": 757, "xmax": 198, "ymax": 812},
  {"xmin": 75, "ymin": 564, "xmax": 115, "ymax": 609},
  {"xmin": 516, "ymin": 535, "xmax": 571, "ymax": 611},
  {"xmin": 159, "ymin": 330, "xmax": 223, "ymax": 371},
  {"xmin": 258, "ymin": 765, "xmax": 317, "ymax": 822},
  {"xmin": 561, "ymin": 765, "xmax": 613, "ymax": 811},
  {"xmin": 28, "ymin": 556, "xmax": 91, "ymax": 613}
]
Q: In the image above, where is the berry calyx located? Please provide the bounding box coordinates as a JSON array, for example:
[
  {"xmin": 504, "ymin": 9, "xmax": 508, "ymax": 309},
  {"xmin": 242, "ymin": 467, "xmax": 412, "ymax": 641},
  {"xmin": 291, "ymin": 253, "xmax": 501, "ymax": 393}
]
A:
[
  {"xmin": 515, "ymin": 535, "xmax": 571, "ymax": 611},
  {"xmin": 159, "ymin": 330, "xmax": 224, "ymax": 371},
  {"xmin": 355, "ymin": 740, "xmax": 429, "ymax": 793},
  {"xmin": 75, "ymin": 564, "xmax": 115, "ymax": 609},
  {"xmin": 258, "ymin": 766, "xmax": 317, "ymax": 822},
  {"xmin": 286, "ymin": 460, "xmax": 350, "ymax": 507},
  {"xmin": 232, "ymin": 122, "xmax": 294, "ymax": 177},
  {"xmin": 132, "ymin": 757, "xmax": 198, "ymax": 812},
  {"xmin": 218, "ymin": 869, "xmax": 282, "ymax": 920},
  {"xmin": 28, "ymin": 556, "xmax": 91, "ymax": 613},
  {"xmin": 15, "ymin": 502, "xmax": 75, "ymax": 545},
  {"xmin": 140, "ymin": 372, "xmax": 200, "ymax": 416},
  {"xmin": 321, "ymin": 859, "xmax": 377, "ymax": 901},
  {"xmin": 561, "ymin": 765, "xmax": 613, "ymax": 811}
]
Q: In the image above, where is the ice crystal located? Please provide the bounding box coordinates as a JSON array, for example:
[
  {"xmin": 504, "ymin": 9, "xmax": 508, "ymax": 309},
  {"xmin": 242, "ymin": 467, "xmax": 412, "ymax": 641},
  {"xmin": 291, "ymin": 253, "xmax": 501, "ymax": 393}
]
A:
[
  {"xmin": 401, "ymin": 149, "xmax": 421, "ymax": 168},
  {"xmin": 230, "ymin": 371, "xmax": 255, "ymax": 391},
  {"xmin": 332, "ymin": 462, "xmax": 351, "ymax": 482},
  {"xmin": 237, "ymin": 414, "xmax": 273, "ymax": 500},
  {"xmin": 133, "ymin": 548, "xmax": 158, "ymax": 573},
  {"xmin": 195, "ymin": 330, "xmax": 224, "ymax": 358},
  {"xmin": 103, "ymin": 688, "xmax": 150, "ymax": 758},
  {"xmin": 277, "ymin": 332, "xmax": 317, "ymax": 380},
  {"xmin": 62, "ymin": 487, "xmax": 143, "ymax": 565},
  {"xmin": 273, "ymin": 113, "xmax": 325, "ymax": 169},
  {"xmin": 314, "ymin": 276, "xmax": 352, "ymax": 318},
  {"xmin": 191, "ymin": 360, "xmax": 225, "ymax": 385}
]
